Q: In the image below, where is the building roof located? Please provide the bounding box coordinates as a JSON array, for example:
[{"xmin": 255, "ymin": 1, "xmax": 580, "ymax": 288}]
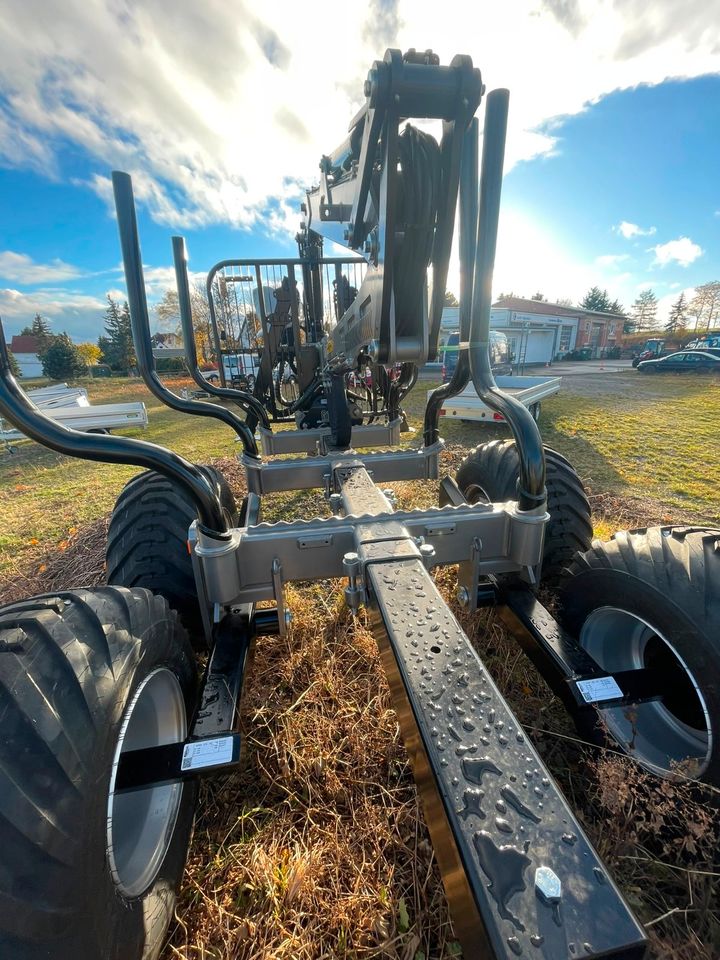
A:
[
  {"xmin": 9, "ymin": 335, "xmax": 41, "ymax": 354},
  {"xmin": 493, "ymin": 296, "xmax": 626, "ymax": 321}
]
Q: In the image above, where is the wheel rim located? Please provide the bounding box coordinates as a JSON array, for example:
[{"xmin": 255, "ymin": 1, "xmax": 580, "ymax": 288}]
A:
[
  {"xmin": 579, "ymin": 606, "xmax": 711, "ymax": 777},
  {"xmin": 107, "ymin": 668, "xmax": 186, "ymax": 897}
]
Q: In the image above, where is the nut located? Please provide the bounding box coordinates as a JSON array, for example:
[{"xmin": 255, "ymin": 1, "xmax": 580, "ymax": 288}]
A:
[{"xmin": 534, "ymin": 866, "xmax": 562, "ymax": 903}]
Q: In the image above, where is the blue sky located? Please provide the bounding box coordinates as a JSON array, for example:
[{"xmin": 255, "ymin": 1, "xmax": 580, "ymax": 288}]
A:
[{"xmin": 0, "ymin": 0, "xmax": 718, "ymax": 342}]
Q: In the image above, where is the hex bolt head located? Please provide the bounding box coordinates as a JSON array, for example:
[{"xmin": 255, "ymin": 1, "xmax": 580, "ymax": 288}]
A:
[
  {"xmin": 420, "ymin": 543, "xmax": 436, "ymax": 569},
  {"xmin": 456, "ymin": 585, "xmax": 470, "ymax": 608},
  {"xmin": 343, "ymin": 551, "xmax": 361, "ymax": 577},
  {"xmin": 534, "ymin": 866, "xmax": 562, "ymax": 904}
]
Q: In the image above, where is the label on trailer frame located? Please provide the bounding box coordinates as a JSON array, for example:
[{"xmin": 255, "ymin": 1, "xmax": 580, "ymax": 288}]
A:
[
  {"xmin": 181, "ymin": 736, "xmax": 234, "ymax": 771},
  {"xmin": 576, "ymin": 675, "xmax": 624, "ymax": 704}
]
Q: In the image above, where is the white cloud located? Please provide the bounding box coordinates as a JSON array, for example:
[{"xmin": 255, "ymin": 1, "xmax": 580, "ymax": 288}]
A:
[
  {"xmin": 615, "ymin": 221, "xmax": 657, "ymax": 239},
  {"xmin": 595, "ymin": 253, "xmax": 630, "ymax": 267},
  {"xmin": 0, "ymin": 287, "xmax": 107, "ymax": 341},
  {"xmin": 0, "ymin": 1, "xmax": 719, "ymax": 232},
  {"xmin": 0, "ymin": 250, "xmax": 83, "ymax": 284},
  {"xmin": 651, "ymin": 236, "xmax": 703, "ymax": 267}
]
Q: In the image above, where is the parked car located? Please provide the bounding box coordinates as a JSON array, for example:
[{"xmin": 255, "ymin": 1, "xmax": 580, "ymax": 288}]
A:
[
  {"xmin": 441, "ymin": 330, "xmax": 511, "ymax": 383},
  {"xmin": 637, "ymin": 350, "xmax": 720, "ymax": 374}
]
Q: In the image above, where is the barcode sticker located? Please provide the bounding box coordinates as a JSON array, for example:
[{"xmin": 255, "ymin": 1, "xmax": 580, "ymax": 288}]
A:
[
  {"xmin": 576, "ymin": 676, "xmax": 623, "ymax": 704},
  {"xmin": 181, "ymin": 736, "xmax": 234, "ymax": 771}
]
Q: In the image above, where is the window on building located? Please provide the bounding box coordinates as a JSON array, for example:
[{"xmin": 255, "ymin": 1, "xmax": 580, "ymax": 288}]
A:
[
  {"xmin": 608, "ymin": 322, "xmax": 615, "ymax": 336},
  {"xmin": 585, "ymin": 321, "xmax": 592, "ymax": 333},
  {"xmin": 559, "ymin": 325, "xmax": 573, "ymax": 352}
]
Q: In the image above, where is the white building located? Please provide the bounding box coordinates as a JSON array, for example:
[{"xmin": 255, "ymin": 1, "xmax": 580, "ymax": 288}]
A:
[{"xmin": 9, "ymin": 335, "xmax": 43, "ymax": 377}]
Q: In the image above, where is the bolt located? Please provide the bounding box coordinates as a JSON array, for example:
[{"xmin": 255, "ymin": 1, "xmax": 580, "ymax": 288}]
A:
[
  {"xmin": 284, "ymin": 608, "xmax": 294, "ymax": 628},
  {"xmin": 534, "ymin": 866, "xmax": 562, "ymax": 904},
  {"xmin": 329, "ymin": 492, "xmax": 343, "ymax": 514},
  {"xmin": 420, "ymin": 543, "xmax": 436, "ymax": 569},
  {"xmin": 457, "ymin": 585, "xmax": 470, "ymax": 608},
  {"xmin": 382, "ymin": 487, "xmax": 397, "ymax": 507},
  {"xmin": 343, "ymin": 551, "xmax": 361, "ymax": 577}
]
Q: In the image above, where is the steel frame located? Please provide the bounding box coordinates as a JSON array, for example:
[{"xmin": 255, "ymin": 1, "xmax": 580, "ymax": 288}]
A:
[{"xmin": 0, "ymin": 46, "xmax": 653, "ymax": 960}]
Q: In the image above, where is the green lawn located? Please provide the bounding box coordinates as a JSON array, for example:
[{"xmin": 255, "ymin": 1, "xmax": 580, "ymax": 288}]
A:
[{"xmin": 1, "ymin": 371, "xmax": 718, "ymax": 575}]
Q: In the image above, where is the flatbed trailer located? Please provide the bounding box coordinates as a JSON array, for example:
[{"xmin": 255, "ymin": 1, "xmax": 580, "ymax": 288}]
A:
[
  {"xmin": 1, "ymin": 399, "xmax": 147, "ymax": 442},
  {"xmin": 433, "ymin": 374, "xmax": 561, "ymax": 423}
]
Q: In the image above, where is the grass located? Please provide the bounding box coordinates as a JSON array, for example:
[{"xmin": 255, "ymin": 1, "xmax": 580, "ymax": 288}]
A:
[{"xmin": 1, "ymin": 369, "xmax": 719, "ymax": 958}]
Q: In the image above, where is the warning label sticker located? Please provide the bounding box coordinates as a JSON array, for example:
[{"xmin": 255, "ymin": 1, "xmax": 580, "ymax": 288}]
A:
[
  {"xmin": 181, "ymin": 736, "xmax": 234, "ymax": 771},
  {"xmin": 576, "ymin": 676, "xmax": 623, "ymax": 704}
]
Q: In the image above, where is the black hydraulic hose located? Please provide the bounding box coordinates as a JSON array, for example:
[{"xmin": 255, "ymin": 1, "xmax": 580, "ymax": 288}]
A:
[
  {"xmin": 468, "ymin": 91, "xmax": 546, "ymax": 510},
  {"xmin": 289, "ymin": 376, "xmax": 322, "ymax": 415},
  {"xmin": 172, "ymin": 237, "xmax": 271, "ymax": 430},
  {"xmin": 424, "ymin": 118, "xmax": 478, "ymax": 446},
  {"xmin": 112, "ymin": 173, "xmax": 259, "ymax": 458},
  {"xmin": 0, "ymin": 323, "xmax": 227, "ymax": 533}
]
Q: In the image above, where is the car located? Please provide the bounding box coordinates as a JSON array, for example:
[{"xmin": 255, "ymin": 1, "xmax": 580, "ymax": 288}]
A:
[
  {"xmin": 441, "ymin": 330, "xmax": 512, "ymax": 383},
  {"xmin": 637, "ymin": 350, "xmax": 720, "ymax": 374}
]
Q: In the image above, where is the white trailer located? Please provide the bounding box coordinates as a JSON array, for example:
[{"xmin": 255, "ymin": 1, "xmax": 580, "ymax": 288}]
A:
[
  {"xmin": 431, "ymin": 374, "xmax": 561, "ymax": 423},
  {"xmin": 1, "ymin": 385, "xmax": 148, "ymax": 445}
]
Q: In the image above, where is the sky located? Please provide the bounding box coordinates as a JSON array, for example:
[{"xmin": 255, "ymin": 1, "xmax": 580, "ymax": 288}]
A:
[{"xmin": 0, "ymin": 0, "xmax": 718, "ymax": 343}]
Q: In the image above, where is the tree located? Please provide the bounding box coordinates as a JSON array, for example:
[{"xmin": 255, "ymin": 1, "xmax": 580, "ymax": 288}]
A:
[
  {"xmin": 496, "ymin": 291, "xmax": 517, "ymax": 301},
  {"xmin": 555, "ymin": 297, "xmax": 574, "ymax": 308},
  {"xmin": 443, "ymin": 290, "xmax": 459, "ymax": 308},
  {"xmin": 608, "ymin": 298, "xmax": 624, "ymax": 314},
  {"xmin": 156, "ymin": 286, "xmax": 215, "ymax": 362},
  {"xmin": 665, "ymin": 292, "xmax": 688, "ymax": 335},
  {"xmin": 31, "ymin": 313, "xmax": 54, "ymax": 352},
  {"xmin": 579, "ymin": 287, "xmax": 612, "ymax": 312},
  {"xmin": 688, "ymin": 281, "xmax": 720, "ymax": 333},
  {"xmin": 98, "ymin": 296, "xmax": 135, "ymax": 372},
  {"xmin": 41, "ymin": 335, "xmax": 88, "ymax": 381},
  {"xmin": 531, "ymin": 291, "xmax": 547, "ymax": 302},
  {"xmin": 76, "ymin": 342, "xmax": 102, "ymax": 366},
  {"xmin": 8, "ymin": 351, "xmax": 21, "ymax": 378},
  {"xmin": 630, "ymin": 289, "xmax": 659, "ymax": 331}
]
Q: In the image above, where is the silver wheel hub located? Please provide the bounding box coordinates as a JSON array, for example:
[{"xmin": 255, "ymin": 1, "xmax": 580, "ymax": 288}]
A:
[
  {"xmin": 107, "ymin": 668, "xmax": 187, "ymax": 898},
  {"xmin": 580, "ymin": 606, "xmax": 711, "ymax": 777}
]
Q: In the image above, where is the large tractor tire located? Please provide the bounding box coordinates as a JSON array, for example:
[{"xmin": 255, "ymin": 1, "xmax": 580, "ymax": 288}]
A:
[
  {"xmin": 0, "ymin": 587, "xmax": 197, "ymax": 960},
  {"xmin": 455, "ymin": 440, "xmax": 593, "ymax": 588},
  {"xmin": 106, "ymin": 464, "xmax": 237, "ymax": 638},
  {"xmin": 559, "ymin": 526, "xmax": 720, "ymax": 786}
]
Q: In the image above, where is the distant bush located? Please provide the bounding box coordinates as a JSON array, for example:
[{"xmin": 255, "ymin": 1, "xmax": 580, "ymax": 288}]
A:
[
  {"xmin": 40, "ymin": 335, "xmax": 88, "ymax": 381},
  {"xmin": 155, "ymin": 356, "xmax": 186, "ymax": 373}
]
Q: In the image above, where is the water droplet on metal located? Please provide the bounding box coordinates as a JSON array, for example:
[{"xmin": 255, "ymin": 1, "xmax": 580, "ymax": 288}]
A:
[
  {"xmin": 507, "ymin": 935, "xmax": 523, "ymax": 955},
  {"xmin": 473, "ymin": 831, "xmax": 530, "ymax": 931},
  {"xmin": 562, "ymin": 833, "xmax": 577, "ymax": 845},
  {"xmin": 463, "ymin": 756, "xmax": 503, "ymax": 785},
  {"xmin": 457, "ymin": 787, "xmax": 486, "ymax": 820},
  {"xmin": 501, "ymin": 785, "xmax": 541, "ymax": 824},
  {"xmin": 593, "ymin": 867, "xmax": 606, "ymax": 885}
]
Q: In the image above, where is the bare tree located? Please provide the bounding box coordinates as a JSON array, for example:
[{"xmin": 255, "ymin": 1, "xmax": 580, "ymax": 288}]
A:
[{"xmin": 688, "ymin": 281, "xmax": 720, "ymax": 333}]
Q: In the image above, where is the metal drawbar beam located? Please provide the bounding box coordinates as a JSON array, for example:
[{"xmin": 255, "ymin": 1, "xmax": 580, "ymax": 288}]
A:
[{"xmin": 367, "ymin": 557, "xmax": 648, "ymax": 960}]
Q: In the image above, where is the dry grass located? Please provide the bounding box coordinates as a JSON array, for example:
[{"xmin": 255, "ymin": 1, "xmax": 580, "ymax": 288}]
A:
[{"xmin": 2, "ymin": 457, "xmax": 718, "ymax": 960}]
